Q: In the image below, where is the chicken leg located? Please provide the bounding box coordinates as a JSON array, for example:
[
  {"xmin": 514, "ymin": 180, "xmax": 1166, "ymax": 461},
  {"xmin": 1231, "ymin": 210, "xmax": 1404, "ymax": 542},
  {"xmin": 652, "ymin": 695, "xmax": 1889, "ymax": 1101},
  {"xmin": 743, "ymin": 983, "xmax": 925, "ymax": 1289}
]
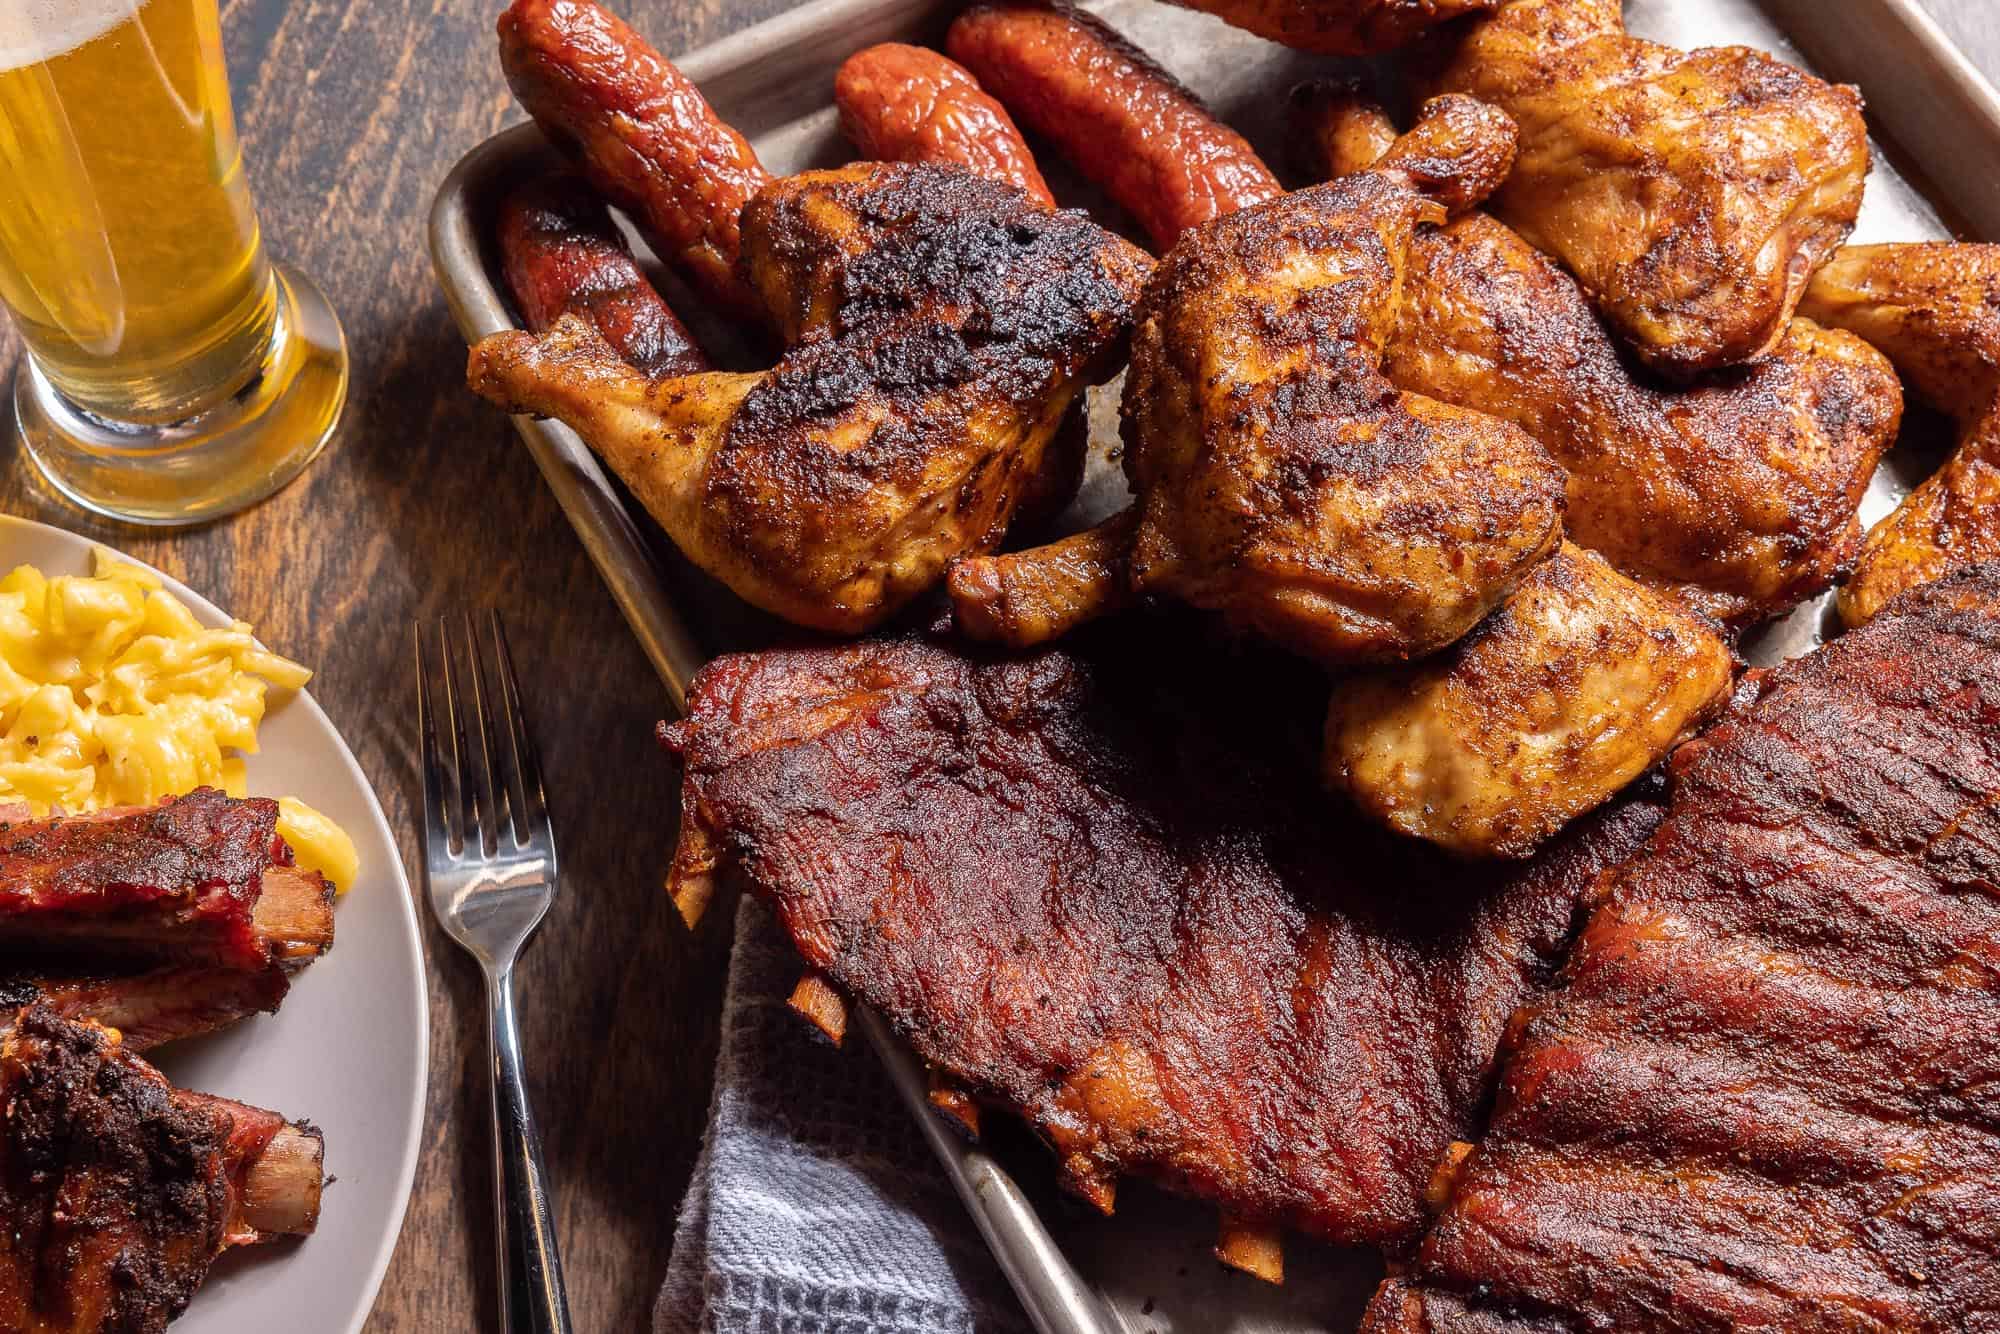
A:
[{"xmin": 469, "ymin": 163, "xmax": 1148, "ymax": 634}]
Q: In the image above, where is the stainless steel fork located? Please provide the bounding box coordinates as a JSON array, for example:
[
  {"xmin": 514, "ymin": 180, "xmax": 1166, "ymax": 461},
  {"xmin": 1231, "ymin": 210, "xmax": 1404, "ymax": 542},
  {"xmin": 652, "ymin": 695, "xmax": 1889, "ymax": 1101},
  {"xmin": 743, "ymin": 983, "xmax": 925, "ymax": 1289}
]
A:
[{"xmin": 416, "ymin": 612, "xmax": 573, "ymax": 1334}]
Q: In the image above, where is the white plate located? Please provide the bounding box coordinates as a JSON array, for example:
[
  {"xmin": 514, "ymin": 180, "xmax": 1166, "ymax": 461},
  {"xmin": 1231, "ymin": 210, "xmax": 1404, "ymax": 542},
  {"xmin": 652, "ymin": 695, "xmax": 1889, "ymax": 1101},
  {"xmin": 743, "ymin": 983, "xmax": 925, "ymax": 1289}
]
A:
[{"xmin": 0, "ymin": 513, "xmax": 428, "ymax": 1334}]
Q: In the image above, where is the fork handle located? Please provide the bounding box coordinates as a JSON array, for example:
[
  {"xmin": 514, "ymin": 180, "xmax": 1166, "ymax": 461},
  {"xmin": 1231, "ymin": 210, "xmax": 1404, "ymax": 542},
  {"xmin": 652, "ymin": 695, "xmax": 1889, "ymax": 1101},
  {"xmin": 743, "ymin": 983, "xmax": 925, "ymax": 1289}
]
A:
[{"xmin": 488, "ymin": 966, "xmax": 574, "ymax": 1334}]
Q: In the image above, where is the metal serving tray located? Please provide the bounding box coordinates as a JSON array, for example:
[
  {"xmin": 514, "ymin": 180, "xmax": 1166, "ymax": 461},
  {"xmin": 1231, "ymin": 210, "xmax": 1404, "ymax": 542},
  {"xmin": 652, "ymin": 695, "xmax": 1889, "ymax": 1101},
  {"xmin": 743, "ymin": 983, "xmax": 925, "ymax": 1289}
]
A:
[{"xmin": 430, "ymin": 3, "xmax": 2000, "ymax": 1329}]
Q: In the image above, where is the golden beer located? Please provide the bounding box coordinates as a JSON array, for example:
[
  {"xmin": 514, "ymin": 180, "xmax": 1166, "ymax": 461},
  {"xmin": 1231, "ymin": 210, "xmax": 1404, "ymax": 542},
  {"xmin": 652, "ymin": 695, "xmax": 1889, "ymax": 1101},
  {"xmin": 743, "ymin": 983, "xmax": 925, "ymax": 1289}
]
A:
[{"xmin": 0, "ymin": 0, "xmax": 345, "ymax": 524}]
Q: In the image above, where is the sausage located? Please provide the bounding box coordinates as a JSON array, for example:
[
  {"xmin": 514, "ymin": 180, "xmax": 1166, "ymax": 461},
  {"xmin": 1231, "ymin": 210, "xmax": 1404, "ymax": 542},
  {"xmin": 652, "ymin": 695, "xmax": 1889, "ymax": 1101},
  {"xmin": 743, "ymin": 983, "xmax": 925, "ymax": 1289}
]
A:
[
  {"xmin": 497, "ymin": 0, "xmax": 772, "ymax": 320},
  {"xmin": 496, "ymin": 176, "xmax": 709, "ymax": 378},
  {"xmin": 946, "ymin": 2, "xmax": 1283, "ymax": 251},
  {"xmin": 835, "ymin": 43, "xmax": 1056, "ymax": 207}
]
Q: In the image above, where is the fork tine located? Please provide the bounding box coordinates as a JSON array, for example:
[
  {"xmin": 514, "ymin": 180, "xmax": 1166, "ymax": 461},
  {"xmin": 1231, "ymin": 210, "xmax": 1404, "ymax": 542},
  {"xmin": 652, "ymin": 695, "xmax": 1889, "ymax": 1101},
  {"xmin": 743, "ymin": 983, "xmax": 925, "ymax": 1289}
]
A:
[
  {"xmin": 414, "ymin": 623, "xmax": 456, "ymax": 858},
  {"xmin": 456, "ymin": 612, "xmax": 509, "ymax": 857},
  {"xmin": 487, "ymin": 611, "xmax": 548, "ymax": 848},
  {"xmin": 439, "ymin": 616, "xmax": 482, "ymax": 856}
]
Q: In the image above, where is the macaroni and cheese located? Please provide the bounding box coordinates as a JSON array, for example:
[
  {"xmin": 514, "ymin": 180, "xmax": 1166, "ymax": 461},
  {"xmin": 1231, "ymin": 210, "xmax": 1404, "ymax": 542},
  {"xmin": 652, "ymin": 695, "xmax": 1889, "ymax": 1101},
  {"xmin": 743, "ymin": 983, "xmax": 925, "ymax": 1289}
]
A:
[{"xmin": 0, "ymin": 550, "xmax": 359, "ymax": 891}]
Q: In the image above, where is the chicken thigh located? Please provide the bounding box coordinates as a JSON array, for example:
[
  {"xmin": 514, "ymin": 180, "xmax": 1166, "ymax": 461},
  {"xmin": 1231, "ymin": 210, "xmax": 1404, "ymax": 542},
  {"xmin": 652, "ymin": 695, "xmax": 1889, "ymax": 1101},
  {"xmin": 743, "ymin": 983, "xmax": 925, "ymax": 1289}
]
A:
[{"xmin": 1123, "ymin": 95, "xmax": 1566, "ymax": 665}]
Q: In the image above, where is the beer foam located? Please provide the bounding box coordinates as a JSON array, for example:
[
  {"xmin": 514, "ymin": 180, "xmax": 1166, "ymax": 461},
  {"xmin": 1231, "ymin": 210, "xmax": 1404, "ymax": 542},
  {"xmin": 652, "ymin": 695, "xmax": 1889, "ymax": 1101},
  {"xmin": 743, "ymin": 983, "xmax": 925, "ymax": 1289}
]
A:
[{"xmin": 0, "ymin": 0, "xmax": 143, "ymax": 72}]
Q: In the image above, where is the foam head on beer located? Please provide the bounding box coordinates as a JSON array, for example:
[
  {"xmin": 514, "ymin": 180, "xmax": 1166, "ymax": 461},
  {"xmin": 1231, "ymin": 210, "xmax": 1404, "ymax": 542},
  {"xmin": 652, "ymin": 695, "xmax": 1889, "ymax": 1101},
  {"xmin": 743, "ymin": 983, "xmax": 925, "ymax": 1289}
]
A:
[{"xmin": 0, "ymin": 0, "xmax": 144, "ymax": 71}]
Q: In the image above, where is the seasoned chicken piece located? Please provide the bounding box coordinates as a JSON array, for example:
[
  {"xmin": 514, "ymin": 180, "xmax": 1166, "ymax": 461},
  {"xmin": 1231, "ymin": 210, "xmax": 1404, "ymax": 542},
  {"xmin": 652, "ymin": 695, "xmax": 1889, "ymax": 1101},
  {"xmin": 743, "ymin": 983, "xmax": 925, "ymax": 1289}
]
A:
[
  {"xmin": 1430, "ymin": 0, "xmax": 1869, "ymax": 377},
  {"xmin": 1164, "ymin": 0, "xmax": 1498, "ymax": 55},
  {"xmin": 469, "ymin": 164, "xmax": 1146, "ymax": 634},
  {"xmin": 1325, "ymin": 544, "xmax": 1734, "ymax": 859},
  {"xmin": 1123, "ymin": 97, "xmax": 1565, "ymax": 665},
  {"xmin": 1307, "ymin": 91, "xmax": 1902, "ymax": 626},
  {"xmin": 946, "ymin": 510, "xmax": 1138, "ymax": 647},
  {"xmin": 1798, "ymin": 243, "xmax": 2000, "ymax": 626}
]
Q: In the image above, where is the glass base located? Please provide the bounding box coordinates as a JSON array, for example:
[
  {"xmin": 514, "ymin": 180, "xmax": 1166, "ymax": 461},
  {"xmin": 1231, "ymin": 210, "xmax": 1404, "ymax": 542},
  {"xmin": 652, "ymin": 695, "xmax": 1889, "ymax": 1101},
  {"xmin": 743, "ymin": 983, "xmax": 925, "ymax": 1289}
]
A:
[{"xmin": 12, "ymin": 263, "xmax": 348, "ymax": 527}]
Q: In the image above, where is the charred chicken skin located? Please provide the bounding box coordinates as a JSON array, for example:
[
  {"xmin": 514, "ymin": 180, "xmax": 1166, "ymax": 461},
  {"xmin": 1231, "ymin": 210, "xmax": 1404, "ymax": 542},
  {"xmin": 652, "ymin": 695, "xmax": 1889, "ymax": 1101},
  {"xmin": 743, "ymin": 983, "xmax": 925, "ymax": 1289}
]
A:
[
  {"xmin": 1123, "ymin": 96, "xmax": 1566, "ymax": 665},
  {"xmin": 469, "ymin": 163, "xmax": 1147, "ymax": 634},
  {"xmin": 1798, "ymin": 243, "xmax": 2000, "ymax": 626},
  {"xmin": 664, "ymin": 625, "xmax": 1664, "ymax": 1272},
  {"xmin": 0, "ymin": 1004, "xmax": 322, "ymax": 1334},
  {"xmin": 1163, "ymin": 0, "xmax": 1499, "ymax": 56},
  {"xmin": 1429, "ymin": 0, "xmax": 1870, "ymax": 377},
  {"xmin": 1367, "ymin": 564, "xmax": 2000, "ymax": 1334},
  {"xmin": 1305, "ymin": 90, "xmax": 1903, "ymax": 627}
]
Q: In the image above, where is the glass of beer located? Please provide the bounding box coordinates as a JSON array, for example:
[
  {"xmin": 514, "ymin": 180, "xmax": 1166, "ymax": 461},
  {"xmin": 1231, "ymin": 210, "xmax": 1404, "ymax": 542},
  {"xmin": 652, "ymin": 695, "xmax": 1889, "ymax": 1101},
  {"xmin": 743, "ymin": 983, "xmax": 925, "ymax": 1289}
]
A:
[{"xmin": 0, "ymin": 0, "xmax": 347, "ymax": 525}]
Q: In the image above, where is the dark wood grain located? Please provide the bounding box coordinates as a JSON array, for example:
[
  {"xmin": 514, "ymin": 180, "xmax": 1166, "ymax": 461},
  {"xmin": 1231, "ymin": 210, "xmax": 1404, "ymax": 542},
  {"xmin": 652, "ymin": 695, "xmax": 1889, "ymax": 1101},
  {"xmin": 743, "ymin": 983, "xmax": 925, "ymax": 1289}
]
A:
[{"xmin": 0, "ymin": 2, "xmax": 1991, "ymax": 1331}]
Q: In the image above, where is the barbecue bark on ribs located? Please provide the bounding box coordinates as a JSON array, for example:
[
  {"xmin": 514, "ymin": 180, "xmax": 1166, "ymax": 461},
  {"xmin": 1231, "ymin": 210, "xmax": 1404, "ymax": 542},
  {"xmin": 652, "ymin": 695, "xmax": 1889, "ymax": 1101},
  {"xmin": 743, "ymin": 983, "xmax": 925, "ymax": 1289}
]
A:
[
  {"xmin": 0, "ymin": 788, "xmax": 333, "ymax": 973},
  {"xmin": 662, "ymin": 625, "xmax": 1666, "ymax": 1273},
  {"xmin": 1365, "ymin": 565, "xmax": 2000, "ymax": 1333},
  {"xmin": 0, "ymin": 1003, "xmax": 323, "ymax": 1334}
]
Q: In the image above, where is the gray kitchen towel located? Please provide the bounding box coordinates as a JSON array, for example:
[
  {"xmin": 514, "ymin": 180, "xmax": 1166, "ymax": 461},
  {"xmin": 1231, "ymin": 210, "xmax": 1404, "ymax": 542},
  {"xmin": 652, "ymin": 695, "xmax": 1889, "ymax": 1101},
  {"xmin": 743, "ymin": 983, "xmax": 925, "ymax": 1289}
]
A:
[{"xmin": 655, "ymin": 895, "xmax": 1034, "ymax": 1334}]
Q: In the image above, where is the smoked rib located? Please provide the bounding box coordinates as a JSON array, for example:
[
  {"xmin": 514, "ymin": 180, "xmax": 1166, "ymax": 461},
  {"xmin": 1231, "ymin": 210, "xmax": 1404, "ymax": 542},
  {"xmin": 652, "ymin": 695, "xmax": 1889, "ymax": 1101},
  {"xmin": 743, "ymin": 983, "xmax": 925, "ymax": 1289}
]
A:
[{"xmin": 664, "ymin": 624, "xmax": 1662, "ymax": 1255}]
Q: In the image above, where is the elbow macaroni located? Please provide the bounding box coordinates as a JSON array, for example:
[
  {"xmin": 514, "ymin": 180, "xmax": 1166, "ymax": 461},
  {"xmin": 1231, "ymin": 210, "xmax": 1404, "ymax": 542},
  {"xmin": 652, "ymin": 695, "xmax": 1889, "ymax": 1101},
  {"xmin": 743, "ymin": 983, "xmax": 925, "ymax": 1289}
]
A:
[{"xmin": 0, "ymin": 551, "xmax": 359, "ymax": 892}]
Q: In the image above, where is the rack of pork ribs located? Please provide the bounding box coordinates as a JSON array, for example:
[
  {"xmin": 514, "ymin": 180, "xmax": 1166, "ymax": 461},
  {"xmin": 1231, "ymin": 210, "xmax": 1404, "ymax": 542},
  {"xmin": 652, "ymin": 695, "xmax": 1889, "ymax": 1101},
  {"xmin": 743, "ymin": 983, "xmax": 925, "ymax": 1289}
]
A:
[{"xmin": 0, "ymin": 787, "xmax": 333, "ymax": 1333}]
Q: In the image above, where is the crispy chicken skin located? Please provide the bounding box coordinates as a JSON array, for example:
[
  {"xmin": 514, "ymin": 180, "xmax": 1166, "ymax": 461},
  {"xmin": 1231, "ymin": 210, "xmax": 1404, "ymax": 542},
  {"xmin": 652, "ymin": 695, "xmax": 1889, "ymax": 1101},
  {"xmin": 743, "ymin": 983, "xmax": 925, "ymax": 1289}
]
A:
[
  {"xmin": 1430, "ymin": 0, "xmax": 1869, "ymax": 378},
  {"xmin": 1164, "ymin": 0, "xmax": 1498, "ymax": 55},
  {"xmin": 1308, "ymin": 91, "xmax": 1903, "ymax": 626},
  {"xmin": 946, "ymin": 509, "xmax": 1138, "ymax": 647},
  {"xmin": 1798, "ymin": 244, "xmax": 2000, "ymax": 626},
  {"xmin": 1366, "ymin": 565, "xmax": 2000, "ymax": 1333},
  {"xmin": 663, "ymin": 627, "xmax": 1665, "ymax": 1262},
  {"xmin": 469, "ymin": 163, "xmax": 1147, "ymax": 634},
  {"xmin": 1325, "ymin": 544, "xmax": 1734, "ymax": 860},
  {"xmin": 1124, "ymin": 97, "xmax": 1566, "ymax": 666}
]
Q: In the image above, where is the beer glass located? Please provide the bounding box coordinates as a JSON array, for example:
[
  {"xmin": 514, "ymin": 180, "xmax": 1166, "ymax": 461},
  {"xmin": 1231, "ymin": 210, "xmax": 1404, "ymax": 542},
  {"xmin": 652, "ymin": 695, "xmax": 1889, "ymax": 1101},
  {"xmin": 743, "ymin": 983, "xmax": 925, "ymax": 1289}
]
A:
[{"xmin": 0, "ymin": 0, "xmax": 347, "ymax": 525}]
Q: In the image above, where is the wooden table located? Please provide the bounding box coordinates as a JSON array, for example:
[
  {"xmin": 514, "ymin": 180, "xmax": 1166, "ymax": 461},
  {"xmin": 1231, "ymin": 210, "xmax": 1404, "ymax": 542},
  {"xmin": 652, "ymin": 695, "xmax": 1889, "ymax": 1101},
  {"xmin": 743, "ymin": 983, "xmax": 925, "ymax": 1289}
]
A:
[{"xmin": 0, "ymin": 2, "xmax": 1990, "ymax": 1331}]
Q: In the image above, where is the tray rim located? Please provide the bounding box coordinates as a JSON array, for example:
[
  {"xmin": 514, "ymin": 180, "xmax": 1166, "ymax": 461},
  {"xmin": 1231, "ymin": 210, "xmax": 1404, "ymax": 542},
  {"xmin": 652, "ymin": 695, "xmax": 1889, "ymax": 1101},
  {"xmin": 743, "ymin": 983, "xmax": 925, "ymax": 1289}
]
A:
[{"xmin": 427, "ymin": 4, "xmax": 2000, "ymax": 1331}]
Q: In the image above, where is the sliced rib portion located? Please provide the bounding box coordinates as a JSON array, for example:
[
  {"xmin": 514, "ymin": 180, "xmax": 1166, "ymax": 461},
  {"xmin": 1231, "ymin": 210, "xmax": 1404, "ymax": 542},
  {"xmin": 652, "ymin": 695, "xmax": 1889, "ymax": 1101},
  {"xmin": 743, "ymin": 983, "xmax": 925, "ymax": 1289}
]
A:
[
  {"xmin": 663, "ymin": 626, "xmax": 1663, "ymax": 1257},
  {"xmin": 1366, "ymin": 565, "xmax": 2000, "ymax": 1332},
  {"xmin": 0, "ymin": 1004, "xmax": 322, "ymax": 1334},
  {"xmin": 0, "ymin": 965, "xmax": 289, "ymax": 1053},
  {"xmin": 0, "ymin": 789, "xmax": 334, "ymax": 972}
]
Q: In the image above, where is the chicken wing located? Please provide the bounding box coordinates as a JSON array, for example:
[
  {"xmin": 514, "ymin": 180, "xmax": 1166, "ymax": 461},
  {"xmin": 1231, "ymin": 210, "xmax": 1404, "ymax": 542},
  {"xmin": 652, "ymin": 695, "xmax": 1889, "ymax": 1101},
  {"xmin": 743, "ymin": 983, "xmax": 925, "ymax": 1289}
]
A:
[
  {"xmin": 1325, "ymin": 544, "xmax": 1734, "ymax": 859},
  {"xmin": 1305, "ymin": 90, "xmax": 1902, "ymax": 627},
  {"xmin": 1163, "ymin": 0, "xmax": 1498, "ymax": 55},
  {"xmin": 1798, "ymin": 243, "xmax": 2000, "ymax": 626},
  {"xmin": 1430, "ymin": 0, "xmax": 1869, "ymax": 377},
  {"xmin": 1124, "ymin": 96, "xmax": 1566, "ymax": 665},
  {"xmin": 469, "ymin": 164, "xmax": 1147, "ymax": 634}
]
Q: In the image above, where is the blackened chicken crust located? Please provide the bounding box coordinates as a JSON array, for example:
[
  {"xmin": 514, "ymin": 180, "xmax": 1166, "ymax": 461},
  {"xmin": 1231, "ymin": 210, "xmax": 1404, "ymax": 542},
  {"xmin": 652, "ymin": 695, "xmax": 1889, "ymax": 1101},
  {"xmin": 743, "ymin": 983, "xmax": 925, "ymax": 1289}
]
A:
[
  {"xmin": 1367, "ymin": 564, "xmax": 2000, "ymax": 1332},
  {"xmin": 663, "ymin": 624, "xmax": 1663, "ymax": 1255}
]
